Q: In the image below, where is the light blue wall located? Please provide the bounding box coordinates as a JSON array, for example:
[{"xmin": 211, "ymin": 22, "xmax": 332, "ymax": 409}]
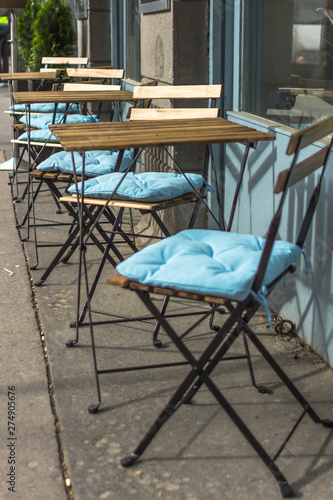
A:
[
  {"xmin": 209, "ymin": 1, "xmax": 333, "ymax": 367},
  {"xmin": 224, "ymin": 112, "xmax": 333, "ymax": 367}
]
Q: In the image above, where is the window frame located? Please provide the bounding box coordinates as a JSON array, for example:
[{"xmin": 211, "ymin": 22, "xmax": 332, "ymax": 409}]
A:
[{"xmin": 110, "ymin": 0, "xmax": 141, "ymax": 86}]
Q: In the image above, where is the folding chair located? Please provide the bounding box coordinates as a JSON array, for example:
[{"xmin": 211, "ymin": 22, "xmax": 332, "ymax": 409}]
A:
[
  {"xmin": 59, "ymin": 85, "xmax": 224, "ymax": 344},
  {"xmin": 107, "ymin": 115, "xmax": 333, "ymax": 497}
]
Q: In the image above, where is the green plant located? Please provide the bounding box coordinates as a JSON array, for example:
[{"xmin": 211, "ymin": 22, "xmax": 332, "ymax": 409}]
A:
[
  {"xmin": 30, "ymin": 0, "xmax": 76, "ymax": 71},
  {"xmin": 19, "ymin": 0, "xmax": 76, "ymax": 72},
  {"xmin": 17, "ymin": 0, "xmax": 42, "ymax": 71}
]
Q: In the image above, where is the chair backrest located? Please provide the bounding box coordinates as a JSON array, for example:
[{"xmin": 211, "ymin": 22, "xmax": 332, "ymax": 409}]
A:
[
  {"xmin": 252, "ymin": 115, "xmax": 333, "ymax": 294},
  {"xmin": 130, "ymin": 84, "xmax": 222, "ymax": 119},
  {"xmin": 65, "ymin": 68, "xmax": 124, "ymax": 80},
  {"xmin": 129, "ymin": 107, "xmax": 219, "ymax": 120},
  {"xmin": 42, "ymin": 57, "xmax": 88, "ymax": 68},
  {"xmin": 61, "ymin": 83, "xmax": 122, "ymax": 92},
  {"xmin": 132, "ymin": 84, "xmax": 223, "ymax": 100}
]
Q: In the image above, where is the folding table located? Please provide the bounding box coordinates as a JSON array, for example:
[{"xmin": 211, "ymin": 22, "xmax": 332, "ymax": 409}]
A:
[
  {"xmin": 0, "ymin": 70, "xmax": 67, "ymax": 173},
  {"xmin": 11, "ymin": 90, "xmax": 135, "ymax": 267},
  {"xmin": 48, "ymin": 117, "xmax": 276, "ymax": 408}
]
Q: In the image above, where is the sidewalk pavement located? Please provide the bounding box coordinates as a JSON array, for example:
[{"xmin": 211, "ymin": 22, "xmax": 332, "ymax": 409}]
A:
[
  {"xmin": 0, "ymin": 85, "xmax": 67, "ymax": 499},
  {"xmin": 1, "ymin": 84, "xmax": 333, "ymax": 500}
]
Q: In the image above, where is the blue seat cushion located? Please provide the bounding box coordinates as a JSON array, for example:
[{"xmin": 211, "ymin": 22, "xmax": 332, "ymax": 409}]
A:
[
  {"xmin": 37, "ymin": 150, "xmax": 133, "ymax": 177},
  {"xmin": 10, "ymin": 103, "xmax": 80, "ymax": 113},
  {"xmin": 68, "ymin": 172, "xmax": 208, "ymax": 201},
  {"xmin": 19, "ymin": 113, "xmax": 99, "ymax": 129},
  {"xmin": 116, "ymin": 229, "xmax": 302, "ymax": 301},
  {"xmin": 17, "ymin": 128, "xmax": 58, "ymax": 142}
]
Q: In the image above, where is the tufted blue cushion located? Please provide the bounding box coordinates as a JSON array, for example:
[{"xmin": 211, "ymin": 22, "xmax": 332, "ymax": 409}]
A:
[
  {"xmin": 19, "ymin": 113, "xmax": 99, "ymax": 129},
  {"xmin": 17, "ymin": 128, "xmax": 58, "ymax": 142},
  {"xmin": 37, "ymin": 150, "xmax": 133, "ymax": 177},
  {"xmin": 10, "ymin": 103, "xmax": 80, "ymax": 113},
  {"xmin": 68, "ymin": 172, "xmax": 208, "ymax": 201},
  {"xmin": 116, "ymin": 229, "xmax": 302, "ymax": 301}
]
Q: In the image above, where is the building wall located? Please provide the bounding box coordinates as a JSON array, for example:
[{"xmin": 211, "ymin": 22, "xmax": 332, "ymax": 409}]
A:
[
  {"xmin": 73, "ymin": 0, "xmax": 111, "ymax": 65},
  {"xmin": 139, "ymin": 1, "xmax": 211, "ymax": 237},
  {"xmin": 141, "ymin": 0, "xmax": 209, "ymax": 85},
  {"xmin": 224, "ymin": 111, "xmax": 333, "ymax": 368}
]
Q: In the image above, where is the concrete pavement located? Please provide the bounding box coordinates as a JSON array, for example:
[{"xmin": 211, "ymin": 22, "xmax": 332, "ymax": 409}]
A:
[
  {"xmin": 0, "ymin": 84, "xmax": 67, "ymax": 499},
  {"xmin": 1, "ymin": 83, "xmax": 333, "ymax": 500}
]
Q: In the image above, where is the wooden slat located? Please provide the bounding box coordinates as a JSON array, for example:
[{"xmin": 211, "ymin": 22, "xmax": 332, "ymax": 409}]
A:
[
  {"xmin": 130, "ymin": 108, "xmax": 219, "ymax": 120},
  {"xmin": 65, "ymin": 68, "xmax": 124, "ymax": 79},
  {"xmin": 11, "ymin": 139, "xmax": 63, "ymax": 148},
  {"xmin": 107, "ymin": 273, "xmax": 227, "ymax": 306},
  {"xmin": 43, "ymin": 172, "xmax": 59, "ymax": 180},
  {"xmin": 0, "ymin": 71, "xmax": 62, "ymax": 81},
  {"xmin": 12, "ymin": 123, "xmax": 28, "ymax": 129},
  {"xmin": 286, "ymin": 115, "xmax": 333, "ymax": 155},
  {"xmin": 29, "ymin": 170, "xmax": 45, "ymax": 179},
  {"xmin": 57, "ymin": 173, "xmax": 76, "ymax": 182},
  {"xmin": 5, "ymin": 110, "xmax": 48, "ymax": 116},
  {"xmin": 59, "ymin": 192, "xmax": 197, "ymax": 211},
  {"xmin": 49, "ymin": 118, "xmax": 275, "ymax": 151},
  {"xmin": 42, "ymin": 57, "xmax": 88, "ymax": 66},
  {"xmin": 62, "ymin": 83, "xmax": 121, "ymax": 92},
  {"xmin": 274, "ymin": 146, "xmax": 329, "ymax": 194},
  {"xmin": 29, "ymin": 171, "xmax": 83, "ymax": 182},
  {"xmin": 12, "ymin": 90, "xmax": 133, "ymax": 104},
  {"xmin": 133, "ymin": 84, "xmax": 223, "ymax": 100}
]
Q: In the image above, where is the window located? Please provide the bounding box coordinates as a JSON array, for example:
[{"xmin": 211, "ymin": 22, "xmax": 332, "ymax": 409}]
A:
[
  {"xmin": 110, "ymin": 0, "xmax": 141, "ymax": 82},
  {"xmin": 243, "ymin": 0, "xmax": 333, "ymax": 129},
  {"xmin": 139, "ymin": 1, "xmax": 170, "ymax": 14}
]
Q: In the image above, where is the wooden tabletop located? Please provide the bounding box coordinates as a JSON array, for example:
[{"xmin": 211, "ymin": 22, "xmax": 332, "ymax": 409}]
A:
[
  {"xmin": 0, "ymin": 71, "xmax": 63, "ymax": 81},
  {"xmin": 49, "ymin": 117, "xmax": 276, "ymax": 151},
  {"xmin": 12, "ymin": 90, "xmax": 134, "ymax": 104}
]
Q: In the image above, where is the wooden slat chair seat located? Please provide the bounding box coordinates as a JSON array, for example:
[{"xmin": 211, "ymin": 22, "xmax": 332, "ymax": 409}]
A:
[
  {"xmin": 105, "ymin": 115, "xmax": 333, "ymax": 497},
  {"xmin": 108, "ymin": 272, "xmax": 228, "ymax": 306}
]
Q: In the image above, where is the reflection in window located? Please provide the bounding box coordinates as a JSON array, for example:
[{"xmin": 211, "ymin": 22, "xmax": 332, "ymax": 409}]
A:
[{"xmin": 244, "ymin": 0, "xmax": 333, "ymax": 129}]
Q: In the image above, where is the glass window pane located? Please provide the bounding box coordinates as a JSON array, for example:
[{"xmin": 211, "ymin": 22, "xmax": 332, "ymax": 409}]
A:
[{"xmin": 243, "ymin": 0, "xmax": 333, "ymax": 129}]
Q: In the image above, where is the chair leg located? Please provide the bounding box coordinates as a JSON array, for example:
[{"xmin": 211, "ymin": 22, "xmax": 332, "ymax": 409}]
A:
[
  {"xmin": 242, "ymin": 333, "xmax": 272, "ymax": 394},
  {"xmin": 120, "ymin": 291, "xmax": 295, "ymax": 498},
  {"xmin": 245, "ymin": 323, "xmax": 333, "ymax": 428},
  {"xmin": 152, "ymin": 295, "xmax": 169, "ymax": 347},
  {"xmin": 68, "ymin": 205, "xmax": 141, "ymax": 333}
]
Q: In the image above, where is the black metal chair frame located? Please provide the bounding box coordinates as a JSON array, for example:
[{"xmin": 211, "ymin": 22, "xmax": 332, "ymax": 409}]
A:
[
  {"xmin": 64, "ymin": 134, "xmax": 266, "ymax": 418},
  {"xmin": 106, "ymin": 116, "xmax": 333, "ymax": 498}
]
